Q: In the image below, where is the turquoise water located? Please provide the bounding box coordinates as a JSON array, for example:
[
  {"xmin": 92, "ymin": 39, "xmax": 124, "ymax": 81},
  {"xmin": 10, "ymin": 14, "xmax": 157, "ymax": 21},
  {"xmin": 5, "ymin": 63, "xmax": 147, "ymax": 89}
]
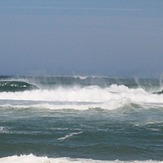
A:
[{"xmin": 0, "ymin": 76, "xmax": 163, "ymax": 162}]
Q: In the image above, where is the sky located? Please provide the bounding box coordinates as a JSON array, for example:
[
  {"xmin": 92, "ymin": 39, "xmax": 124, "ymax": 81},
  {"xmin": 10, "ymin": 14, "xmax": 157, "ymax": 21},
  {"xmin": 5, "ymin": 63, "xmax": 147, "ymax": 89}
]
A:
[{"xmin": 0, "ymin": 0, "xmax": 163, "ymax": 77}]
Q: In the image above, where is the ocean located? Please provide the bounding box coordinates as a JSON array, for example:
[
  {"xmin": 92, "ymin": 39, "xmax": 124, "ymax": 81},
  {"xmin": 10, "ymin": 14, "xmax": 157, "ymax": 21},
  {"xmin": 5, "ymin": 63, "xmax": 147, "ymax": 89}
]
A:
[{"xmin": 0, "ymin": 76, "xmax": 162, "ymax": 163}]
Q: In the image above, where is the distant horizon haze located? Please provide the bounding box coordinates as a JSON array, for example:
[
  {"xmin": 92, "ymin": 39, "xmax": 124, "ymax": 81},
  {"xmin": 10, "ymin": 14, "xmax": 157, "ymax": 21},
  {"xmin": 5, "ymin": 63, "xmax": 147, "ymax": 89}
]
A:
[{"xmin": 0, "ymin": 0, "xmax": 163, "ymax": 77}]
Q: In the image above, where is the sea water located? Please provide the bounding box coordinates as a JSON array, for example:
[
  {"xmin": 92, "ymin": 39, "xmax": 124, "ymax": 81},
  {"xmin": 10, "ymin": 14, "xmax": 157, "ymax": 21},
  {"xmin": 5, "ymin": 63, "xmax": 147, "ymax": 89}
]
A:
[{"xmin": 0, "ymin": 76, "xmax": 163, "ymax": 163}]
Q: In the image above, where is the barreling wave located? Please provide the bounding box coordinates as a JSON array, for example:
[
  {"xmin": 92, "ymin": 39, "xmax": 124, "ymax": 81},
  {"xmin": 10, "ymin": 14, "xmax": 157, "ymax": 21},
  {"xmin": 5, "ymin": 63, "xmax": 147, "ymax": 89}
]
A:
[
  {"xmin": 0, "ymin": 84, "xmax": 163, "ymax": 110},
  {"xmin": 0, "ymin": 80, "xmax": 38, "ymax": 92},
  {"xmin": 0, "ymin": 154, "xmax": 162, "ymax": 163}
]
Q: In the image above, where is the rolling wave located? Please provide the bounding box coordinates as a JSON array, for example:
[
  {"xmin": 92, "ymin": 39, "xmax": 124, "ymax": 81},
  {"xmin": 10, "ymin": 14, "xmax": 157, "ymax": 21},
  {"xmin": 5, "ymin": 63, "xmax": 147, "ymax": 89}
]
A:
[
  {"xmin": 0, "ymin": 84, "xmax": 162, "ymax": 110},
  {"xmin": 0, "ymin": 80, "xmax": 38, "ymax": 92}
]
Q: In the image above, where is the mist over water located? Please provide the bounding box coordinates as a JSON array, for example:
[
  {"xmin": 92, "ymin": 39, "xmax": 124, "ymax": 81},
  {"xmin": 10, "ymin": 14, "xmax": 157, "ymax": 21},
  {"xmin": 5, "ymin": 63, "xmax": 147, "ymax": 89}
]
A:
[{"xmin": 0, "ymin": 76, "xmax": 163, "ymax": 162}]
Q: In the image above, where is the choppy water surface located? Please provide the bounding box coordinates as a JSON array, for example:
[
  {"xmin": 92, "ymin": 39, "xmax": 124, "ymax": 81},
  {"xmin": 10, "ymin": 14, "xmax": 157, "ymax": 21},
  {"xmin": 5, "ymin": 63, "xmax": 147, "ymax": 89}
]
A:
[{"xmin": 0, "ymin": 76, "xmax": 163, "ymax": 163}]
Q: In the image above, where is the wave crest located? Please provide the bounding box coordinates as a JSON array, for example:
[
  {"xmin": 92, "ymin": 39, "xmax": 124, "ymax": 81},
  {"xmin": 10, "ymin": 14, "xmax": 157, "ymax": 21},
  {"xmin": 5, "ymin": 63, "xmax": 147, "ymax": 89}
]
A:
[
  {"xmin": 0, "ymin": 80, "xmax": 38, "ymax": 92},
  {"xmin": 0, "ymin": 85, "xmax": 163, "ymax": 110}
]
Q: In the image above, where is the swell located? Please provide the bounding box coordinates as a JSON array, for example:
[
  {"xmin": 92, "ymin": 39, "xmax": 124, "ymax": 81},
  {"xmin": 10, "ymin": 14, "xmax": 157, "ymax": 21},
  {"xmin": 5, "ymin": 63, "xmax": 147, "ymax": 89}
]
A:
[{"xmin": 0, "ymin": 76, "xmax": 162, "ymax": 90}]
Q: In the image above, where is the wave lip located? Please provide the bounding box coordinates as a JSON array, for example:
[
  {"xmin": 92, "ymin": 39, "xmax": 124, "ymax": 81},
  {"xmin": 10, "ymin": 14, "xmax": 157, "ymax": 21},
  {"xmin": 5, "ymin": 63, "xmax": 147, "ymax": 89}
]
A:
[{"xmin": 0, "ymin": 80, "xmax": 38, "ymax": 92}]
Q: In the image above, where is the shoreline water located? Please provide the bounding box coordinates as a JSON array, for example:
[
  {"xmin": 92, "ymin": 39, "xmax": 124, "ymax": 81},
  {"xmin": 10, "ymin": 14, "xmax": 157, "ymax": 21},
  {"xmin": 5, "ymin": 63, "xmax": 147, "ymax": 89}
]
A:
[{"xmin": 0, "ymin": 76, "xmax": 163, "ymax": 162}]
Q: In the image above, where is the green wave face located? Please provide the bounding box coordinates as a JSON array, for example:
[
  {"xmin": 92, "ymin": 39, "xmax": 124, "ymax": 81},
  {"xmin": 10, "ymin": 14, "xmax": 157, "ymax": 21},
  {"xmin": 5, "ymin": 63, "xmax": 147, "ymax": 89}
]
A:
[{"xmin": 0, "ymin": 81, "xmax": 38, "ymax": 92}]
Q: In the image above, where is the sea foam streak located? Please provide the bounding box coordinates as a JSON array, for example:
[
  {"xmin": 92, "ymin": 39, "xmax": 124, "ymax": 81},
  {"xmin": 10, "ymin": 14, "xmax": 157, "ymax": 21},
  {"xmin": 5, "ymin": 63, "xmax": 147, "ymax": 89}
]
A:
[
  {"xmin": 0, "ymin": 154, "xmax": 162, "ymax": 163},
  {"xmin": 58, "ymin": 131, "xmax": 83, "ymax": 141},
  {"xmin": 0, "ymin": 84, "xmax": 162, "ymax": 110}
]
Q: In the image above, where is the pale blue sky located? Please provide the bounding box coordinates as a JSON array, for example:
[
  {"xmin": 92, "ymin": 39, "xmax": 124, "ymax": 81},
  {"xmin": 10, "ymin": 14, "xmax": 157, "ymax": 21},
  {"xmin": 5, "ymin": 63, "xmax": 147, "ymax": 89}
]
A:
[{"xmin": 0, "ymin": 0, "xmax": 163, "ymax": 77}]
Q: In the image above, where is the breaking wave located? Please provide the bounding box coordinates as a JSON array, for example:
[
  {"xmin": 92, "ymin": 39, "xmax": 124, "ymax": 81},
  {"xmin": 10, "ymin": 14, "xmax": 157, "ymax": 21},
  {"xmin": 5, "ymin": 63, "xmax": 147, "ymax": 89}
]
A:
[
  {"xmin": 0, "ymin": 154, "xmax": 162, "ymax": 163},
  {"xmin": 0, "ymin": 80, "xmax": 38, "ymax": 92},
  {"xmin": 0, "ymin": 84, "xmax": 163, "ymax": 110}
]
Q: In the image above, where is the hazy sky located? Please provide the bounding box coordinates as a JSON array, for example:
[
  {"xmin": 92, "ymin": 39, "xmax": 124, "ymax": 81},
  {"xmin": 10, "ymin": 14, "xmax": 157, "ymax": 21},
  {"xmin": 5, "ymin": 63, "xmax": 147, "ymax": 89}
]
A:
[{"xmin": 0, "ymin": 0, "xmax": 163, "ymax": 77}]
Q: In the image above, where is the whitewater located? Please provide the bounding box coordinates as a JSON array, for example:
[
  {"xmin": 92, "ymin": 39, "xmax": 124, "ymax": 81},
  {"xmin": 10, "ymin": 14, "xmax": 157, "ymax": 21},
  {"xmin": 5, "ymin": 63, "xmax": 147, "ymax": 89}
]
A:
[
  {"xmin": 0, "ymin": 154, "xmax": 163, "ymax": 163},
  {"xmin": 0, "ymin": 76, "xmax": 163, "ymax": 162},
  {"xmin": 0, "ymin": 85, "xmax": 163, "ymax": 110}
]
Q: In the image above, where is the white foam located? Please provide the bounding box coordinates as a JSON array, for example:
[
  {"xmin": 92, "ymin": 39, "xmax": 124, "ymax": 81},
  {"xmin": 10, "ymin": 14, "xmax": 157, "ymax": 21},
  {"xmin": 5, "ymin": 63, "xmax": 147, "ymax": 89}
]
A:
[
  {"xmin": 0, "ymin": 85, "xmax": 163, "ymax": 110},
  {"xmin": 0, "ymin": 126, "xmax": 8, "ymax": 133},
  {"xmin": 0, "ymin": 154, "xmax": 162, "ymax": 163},
  {"xmin": 58, "ymin": 132, "xmax": 82, "ymax": 141},
  {"xmin": 73, "ymin": 75, "xmax": 88, "ymax": 80}
]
